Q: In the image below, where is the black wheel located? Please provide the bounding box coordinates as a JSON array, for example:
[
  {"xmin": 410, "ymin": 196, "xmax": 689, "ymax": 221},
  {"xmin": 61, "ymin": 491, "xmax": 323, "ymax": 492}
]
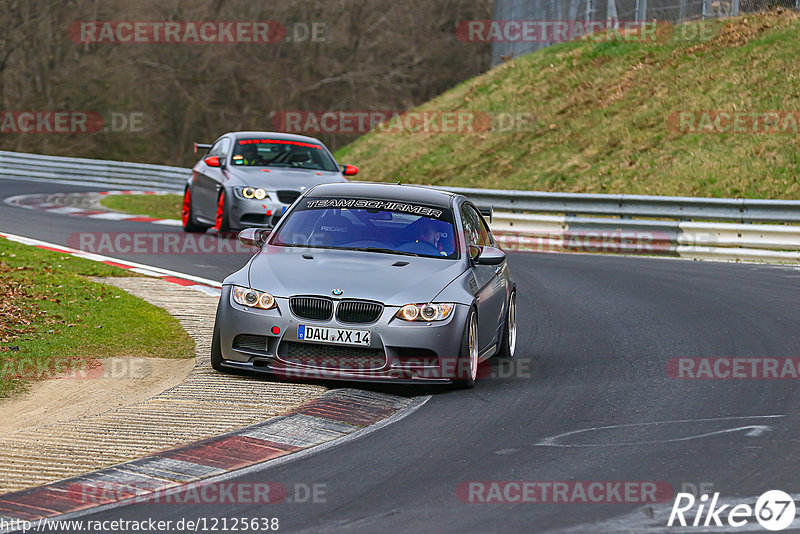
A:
[
  {"xmin": 496, "ymin": 290, "xmax": 517, "ymax": 359},
  {"xmin": 182, "ymin": 187, "xmax": 209, "ymax": 233},
  {"xmin": 214, "ymin": 189, "xmax": 232, "ymax": 233},
  {"xmin": 454, "ymin": 308, "xmax": 479, "ymax": 389}
]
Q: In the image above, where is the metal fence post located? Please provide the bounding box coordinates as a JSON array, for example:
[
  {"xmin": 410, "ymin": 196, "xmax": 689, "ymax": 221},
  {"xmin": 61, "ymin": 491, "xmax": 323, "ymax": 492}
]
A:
[
  {"xmin": 636, "ymin": 0, "xmax": 648, "ymax": 21},
  {"xmin": 606, "ymin": 0, "xmax": 619, "ymax": 28}
]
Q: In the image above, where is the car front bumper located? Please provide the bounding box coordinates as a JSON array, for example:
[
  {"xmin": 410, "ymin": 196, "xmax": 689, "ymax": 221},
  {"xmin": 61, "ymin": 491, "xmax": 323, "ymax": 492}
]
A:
[
  {"xmin": 229, "ymin": 196, "xmax": 287, "ymax": 229},
  {"xmin": 215, "ymin": 286, "xmax": 472, "ymax": 383}
]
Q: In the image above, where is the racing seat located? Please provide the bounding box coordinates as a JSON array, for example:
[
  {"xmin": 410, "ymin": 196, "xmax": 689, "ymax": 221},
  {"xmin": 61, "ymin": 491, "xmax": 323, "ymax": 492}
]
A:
[
  {"xmin": 289, "ymin": 151, "xmax": 312, "ymax": 166},
  {"xmin": 314, "ymin": 214, "xmax": 353, "ymax": 246},
  {"xmin": 436, "ymin": 226, "xmax": 456, "ymax": 256}
]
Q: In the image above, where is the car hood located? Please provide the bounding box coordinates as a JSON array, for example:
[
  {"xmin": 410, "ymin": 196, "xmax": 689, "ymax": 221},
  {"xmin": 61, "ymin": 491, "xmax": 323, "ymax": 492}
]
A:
[
  {"xmin": 227, "ymin": 167, "xmax": 347, "ymax": 190},
  {"xmin": 247, "ymin": 246, "xmax": 467, "ymax": 306}
]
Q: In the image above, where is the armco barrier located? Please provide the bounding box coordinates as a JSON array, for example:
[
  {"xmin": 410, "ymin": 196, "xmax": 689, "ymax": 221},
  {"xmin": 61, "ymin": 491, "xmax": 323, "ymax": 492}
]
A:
[
  {"xmin": 1, "ymin": 149, "xmax": 798, "ymax": 262},
  {"xmin": 0, "ymin": 150, "xmax": 187, "ymax": 192},
  {"xmin": 434, "ymin": 186, "xmax": 800, "ymax": 224}
]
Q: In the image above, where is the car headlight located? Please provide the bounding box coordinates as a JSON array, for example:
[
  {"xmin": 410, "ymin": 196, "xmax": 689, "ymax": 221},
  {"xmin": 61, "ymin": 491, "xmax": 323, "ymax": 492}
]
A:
[
  {"xmin": 396, "ymin": 303, "xmax": 454, "ymax": 322},
  {"xmin": 232, "ymin": 286, "xmax": 276, "ymax": 310},
  {"xmin": 241, "ymin": 187, "xmax": 269, "ymax": 200}
]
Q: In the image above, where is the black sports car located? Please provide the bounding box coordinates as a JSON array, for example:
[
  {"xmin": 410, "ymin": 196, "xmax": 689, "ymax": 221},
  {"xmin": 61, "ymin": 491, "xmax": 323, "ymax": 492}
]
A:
[{"xmin": 182, "ymin": 131, "xmax": 357, "ymax": 232}]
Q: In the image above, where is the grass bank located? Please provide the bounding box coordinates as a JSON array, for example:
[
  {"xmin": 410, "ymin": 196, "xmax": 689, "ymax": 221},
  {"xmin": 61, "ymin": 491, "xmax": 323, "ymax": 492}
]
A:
[{"xmin": 0, "ymin": 238, "xmax": 194, "ymax": 397}]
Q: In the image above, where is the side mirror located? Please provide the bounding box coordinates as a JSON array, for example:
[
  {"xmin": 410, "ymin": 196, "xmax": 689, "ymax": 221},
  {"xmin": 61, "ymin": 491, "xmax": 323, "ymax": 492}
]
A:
[
  {"xmin": 238, "ymin": 228, "xmax": 270, "ymax": 248},
  {"xmin": 204, "ymin": 156, "xmax": 223, "ymax": 168},
  {"xmin": 342, "ymin": 164, "xmax": 359, "ymax": 176},
  {"xmin": 469, "ymin": 245, "xmax": 505, "ymax": 265}
]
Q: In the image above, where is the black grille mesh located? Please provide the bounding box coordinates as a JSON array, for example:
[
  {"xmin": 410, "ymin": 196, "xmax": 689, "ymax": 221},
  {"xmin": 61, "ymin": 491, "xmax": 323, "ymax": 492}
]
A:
[
  {"xmin": 290, "ymin": 297, "xmax": 333, "ymax": 321},
  {"xmin": 233, "ymin": 334, "xmax": 268, "ymax": 352},
  {"xmin": 278, "ymin": 341, "xmax": 385, "ymax": 370},
  {"xmin": 277, "ymin": 190, "xmax": 301, "ymax": 204},
  {"xmin": 336, "ymin": 300, "xmax": 383, "ymax": 323}
]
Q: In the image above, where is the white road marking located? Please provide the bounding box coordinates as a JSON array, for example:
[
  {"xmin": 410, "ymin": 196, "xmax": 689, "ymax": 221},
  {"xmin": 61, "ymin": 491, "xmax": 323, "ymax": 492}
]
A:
[
  {"xmin": 87, "ymin": 212, "xmax": 139, "ymax": 220},
  {"xmin": 535, "ymin": 415, "xmax": 784, "ymax": 448},
  {"xmin": 45, "ymin": 206, "xmax": 87, "ymax": 215}
]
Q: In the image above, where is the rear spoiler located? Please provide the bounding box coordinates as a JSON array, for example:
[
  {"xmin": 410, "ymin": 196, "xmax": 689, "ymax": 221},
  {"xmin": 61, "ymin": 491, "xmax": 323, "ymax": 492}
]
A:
[
  {"xmin": 478, "ymin": 207, "xmax": 493, "ymax": 223},
  {"xmin": 193, "ymin": 142, "xmax": 212, "ymax": 153}
]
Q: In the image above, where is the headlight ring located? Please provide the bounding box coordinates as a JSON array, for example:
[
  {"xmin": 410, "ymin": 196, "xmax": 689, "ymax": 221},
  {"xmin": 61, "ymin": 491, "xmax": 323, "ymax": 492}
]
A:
[
  {"xmin": 396, "ymin": 303, "xmax": 454, "ymax": 322},
  {"xmin": 232, "ymin": 286, "xmax": 277, "ymax": 310},
  {"xmin": 241, "ymin": 187, "xmax": 268, "ymax": 200}
]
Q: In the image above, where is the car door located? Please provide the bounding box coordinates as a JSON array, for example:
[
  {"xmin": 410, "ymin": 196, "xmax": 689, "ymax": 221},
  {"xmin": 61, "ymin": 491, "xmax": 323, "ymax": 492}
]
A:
[
  {"xmin": 194, "ymin": 137, "xmax": 230, "ymax": 221},
  {"xmin": 461, "ymin": 203, "xmax": 507, "ymax": 353}
]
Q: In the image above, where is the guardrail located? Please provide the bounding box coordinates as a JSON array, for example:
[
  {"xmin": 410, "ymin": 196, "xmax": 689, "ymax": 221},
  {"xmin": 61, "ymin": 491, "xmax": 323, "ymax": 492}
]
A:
[
  {"xmin": 435, "ymin": 186, "xmax": 800, "ymax": 224},
  {"xmin": 0, "ymin": 150, "xmax": 188, "ymax": 192},
  {"xmin": 1, "ymin": 149, "xmax": 798, "ymax": 263}
]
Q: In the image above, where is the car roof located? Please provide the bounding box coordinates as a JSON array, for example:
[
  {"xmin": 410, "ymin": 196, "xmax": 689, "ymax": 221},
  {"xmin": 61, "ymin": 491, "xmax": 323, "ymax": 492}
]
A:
[
  {"xmin": 224, "ymin": 131, "xmax": 327, "ymax": 145},
  {"xmin": 306, "ymin": 182, "xmax": 458, "ymax": 209}
]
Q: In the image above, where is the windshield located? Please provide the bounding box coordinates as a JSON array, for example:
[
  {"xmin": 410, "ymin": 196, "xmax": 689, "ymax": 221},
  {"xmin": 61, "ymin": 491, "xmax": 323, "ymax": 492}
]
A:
[
  {"xmin": 270, "ymin": 197, "xmax": 458, "ymax": 259},
  {"xmin": 231, "ymin": 138, "xmax": 339, "ymax": 172}
]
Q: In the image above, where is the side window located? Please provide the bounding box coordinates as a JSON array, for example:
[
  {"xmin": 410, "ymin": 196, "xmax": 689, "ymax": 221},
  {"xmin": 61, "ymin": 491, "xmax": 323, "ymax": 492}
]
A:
[
  {"xmin": 460, "ymin": 205, "xmax": 480, "ymax": 246},
  {"xmin": 209, "ymin": 138, "xmax": 230, "ymax": 157},
  {"xmin": 461, "ymin": 205, "xmax": 492, "ymax": 247},
  {"xmin": 475, "ymin": 209, "xmax": 494, "ymax": 246}
]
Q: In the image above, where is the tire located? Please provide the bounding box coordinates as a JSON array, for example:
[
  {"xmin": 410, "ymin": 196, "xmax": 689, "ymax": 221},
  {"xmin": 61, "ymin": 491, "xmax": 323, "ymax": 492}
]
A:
[
  {"xmin": 454, "ymin": 308, "xmax": 479, "ymax": 389},
  {"xmin": 214, "ymin": 189, "xmax": 231, "ymax": 233},
  {"xmin": 182, "ymin": 187, "xmax": 209, "ymax": 233},
  {"xmin": 496, "ymin": 290, "xmax": 517, "ymax": 359}
]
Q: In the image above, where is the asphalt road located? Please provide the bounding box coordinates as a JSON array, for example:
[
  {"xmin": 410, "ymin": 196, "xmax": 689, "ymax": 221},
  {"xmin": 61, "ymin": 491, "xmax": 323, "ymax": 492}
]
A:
[{"xmin": 3, "ymin": 177, "xmax": 800, "ymax": 533}]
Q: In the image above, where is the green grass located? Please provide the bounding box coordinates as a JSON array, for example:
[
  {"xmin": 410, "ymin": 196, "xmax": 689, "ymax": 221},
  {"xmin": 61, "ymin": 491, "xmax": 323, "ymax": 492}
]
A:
[
  {"xmin": 0, "ymin": 238, "xmax": 194, "ymax": 398},
  {"xmin": 100, "ymin": 194, "xmax": 182, "ymax": 220},
  {"xmin": 335, "ymin": 11, "xmax": 800, "ymax": 199}
]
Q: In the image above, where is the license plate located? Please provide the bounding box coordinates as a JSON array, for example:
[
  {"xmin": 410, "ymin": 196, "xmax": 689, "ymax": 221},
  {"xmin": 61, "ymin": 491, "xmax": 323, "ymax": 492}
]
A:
[{"xmin": 297, "ymin": 325, "xmax": 371, "ymax": 346}]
